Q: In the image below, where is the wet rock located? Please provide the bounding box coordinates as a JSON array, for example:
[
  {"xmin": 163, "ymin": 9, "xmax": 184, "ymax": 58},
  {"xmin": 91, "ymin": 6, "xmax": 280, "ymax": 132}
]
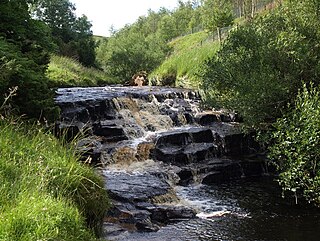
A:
[
  {"xmin": 150, "ymin": 205, "xmax": 196, "ymax": 224},
  {"xmin": 155, "ymin": 128, "xmax": 215, "ymax": 147},
  {"xmin": 135, "ymin": 202, "xmax": 197, "ymax": 224},
  {"xmin": 154, "ymin": 143, "xmax": 218, "ymax": 165},
  {"xmin": 153, "ymin": 128, "xmax": 220, "ymax": 165},
  {"xmin": 177, "ymin": 169, "xmax": 194, "ymax": 186},
  {"xmin": 93, "ymin": 123, "xmax": 128, "ymax": 142},
  {"xmin": 106, "ymin": 201, "xmax": 158, "ymax": 232},
  {"xmin": 196, "ymin": 113, "xmax": 220, "ymax": 125},
  {"xmin": 55, "ymin": 86, "xmax": 268, "ymax": 238},
  {"xmin": 200, "ymin": 159, "xmax": 268, "ymax": 184},
  {"xmin": 104, "ymin": 172, "xmax": 171, "ymax": 202},
  {"xmin": 54, "ymin": 121, "xmax": 85, "ymax": 141},
  {"xmin": 102, "ymin": 222, "xmax": 129, "ymax": 240}
]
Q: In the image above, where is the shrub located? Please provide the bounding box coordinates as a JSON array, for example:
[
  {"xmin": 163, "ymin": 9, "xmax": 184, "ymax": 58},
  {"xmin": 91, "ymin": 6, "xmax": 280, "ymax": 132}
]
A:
[
  {"xmin": 200, "ymin": 1, "xmax": 320, "ymax": 127},
  {"xmin": 0, "ymin": 38, "xmax": 57, "ymax": 120},
  {"xmin": 268, "ymin": 84, "xmax": 320, "ymax": 206}
]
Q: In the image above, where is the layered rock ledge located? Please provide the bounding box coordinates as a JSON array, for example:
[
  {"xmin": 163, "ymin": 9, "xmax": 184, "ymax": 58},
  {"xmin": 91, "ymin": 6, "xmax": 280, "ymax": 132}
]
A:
[{"xmin": 55, "ymin": 86, "xmax": 266, "ymax": 237}]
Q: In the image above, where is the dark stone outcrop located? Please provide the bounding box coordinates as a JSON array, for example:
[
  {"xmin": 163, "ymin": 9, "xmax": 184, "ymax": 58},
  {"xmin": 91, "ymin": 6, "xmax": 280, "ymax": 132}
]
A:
[
  {"xmin": 103, "ymin": 171, "xmax": 197, "ymax": 232},
  {"xmin": 55, "ymin": 86, "xmax": 266, "ymax": 237},
  {"xmin": 104, "ymin": 172, "xmax": 171, "ymax": 202},
  {"xmin": 153, "ymin": 127, "xmax": 221, "ymax": 164}
]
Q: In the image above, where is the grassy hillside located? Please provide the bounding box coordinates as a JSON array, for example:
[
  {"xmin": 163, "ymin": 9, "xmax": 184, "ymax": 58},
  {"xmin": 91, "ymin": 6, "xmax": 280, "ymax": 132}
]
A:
[
  {"xmin": 47, "ymin": 55, "xmax": 117, "ymax": 87},
  {"xmin": 0, "ymin": 120, "xmax": 109, "ymax": 240},
  {"xmin": 150, "ymin": 31, "xmax": 220, "ymax": 88}
]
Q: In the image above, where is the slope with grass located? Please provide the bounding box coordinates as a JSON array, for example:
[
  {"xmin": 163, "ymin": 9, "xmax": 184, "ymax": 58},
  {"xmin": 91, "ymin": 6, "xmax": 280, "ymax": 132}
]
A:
[
  {"xmin": 0, "ymin": 120, "xmax": 109, "ymax": 240},
  {"xmin": 47, "ymin": 55, "xmax": 118, "ymax": 87},
  {"xmin": 150, "ymin": 31, "xmax": 220, "ymax": 88}
]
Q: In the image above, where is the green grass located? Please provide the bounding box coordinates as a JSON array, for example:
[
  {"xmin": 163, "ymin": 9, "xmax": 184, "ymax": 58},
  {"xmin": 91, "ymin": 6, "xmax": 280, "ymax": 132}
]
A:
[
  {"xmin": 0, "ymin": 120, "xmax": 109, "ymax": 240},
  {"xmin": 150, "ymin": 31, "xmax": 220, "ymax": 88},
  {"xmin": 47, "ymin": 55, "xmax": 118, "ymax": 87}
]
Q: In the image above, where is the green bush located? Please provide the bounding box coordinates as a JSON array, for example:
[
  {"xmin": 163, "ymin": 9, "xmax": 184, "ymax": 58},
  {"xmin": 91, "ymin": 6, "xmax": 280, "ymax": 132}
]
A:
[
  {"xmin": 268, "ymin": 84, "xmax": 320, "ymax": 206},
  {"xmin": 0, "ymin": 38, "xmax": 57, "ymax": 120},
  {"xmin": 200, "ymin": 0, "xmax": 320, "ymax": 127},
  {"xmin": 0, "ymin": 120, "xmax": 110, "ymax": 239}
]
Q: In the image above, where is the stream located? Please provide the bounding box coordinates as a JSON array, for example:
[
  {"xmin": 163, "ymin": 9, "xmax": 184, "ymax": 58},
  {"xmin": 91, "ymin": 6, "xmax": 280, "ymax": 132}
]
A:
[
  {"xmin": 55, "ymin": 86, "xmax": 320, "ymax": 241},
  {"xmin": 119, "ymin": 177, "xmax": 320, "ymax": 241}
]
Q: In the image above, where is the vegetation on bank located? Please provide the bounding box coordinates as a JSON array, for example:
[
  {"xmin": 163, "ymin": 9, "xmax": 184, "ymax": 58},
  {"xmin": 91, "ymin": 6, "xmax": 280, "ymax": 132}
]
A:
[
  {"xmin": 200, "ymin": 0, "xmax": 320, "ymax": 206},
  {"xmin": 47, "ymin": 55, "xmax": 116, "ymax": 87},
  {"xmin": 150, "ymin": 31, "xmax": 220, "ymax": 87},
  {"xmin": 96, "ymin": 0, "xmax": 273, "ymax": 84},
  {"xmin": 0, "ymin": 120, "xmax": 109, "ymax": 240},
  {"xmin": 1, "ymin": 2, "xmax": 111, "ymax": 239},
  {"xmin": 267, "ymin": 85, "xmax": 320, "ymax": 206}
]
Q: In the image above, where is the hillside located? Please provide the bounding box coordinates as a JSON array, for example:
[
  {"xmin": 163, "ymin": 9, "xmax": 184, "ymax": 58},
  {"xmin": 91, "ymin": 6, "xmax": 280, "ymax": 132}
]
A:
[
  {"xmin": 150, "ymin": 31, "xmax": 220, "ymax": 88},
  {"xmin": 47, "ymin": 55, "xmax": 117, "ymax": 87}
]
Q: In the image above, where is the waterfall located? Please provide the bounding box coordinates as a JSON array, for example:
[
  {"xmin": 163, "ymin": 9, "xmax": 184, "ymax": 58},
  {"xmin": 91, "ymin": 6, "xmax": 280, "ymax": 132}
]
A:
[{"xmin": 55, "ymin": 86, "xmax": 268, "ymax": 239}]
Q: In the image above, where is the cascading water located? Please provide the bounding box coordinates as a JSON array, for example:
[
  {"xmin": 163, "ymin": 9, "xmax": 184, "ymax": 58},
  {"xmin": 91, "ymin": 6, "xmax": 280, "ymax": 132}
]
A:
[{"xmin": 55, "ymin": 86, "xmax": 320, "ymax": 241}]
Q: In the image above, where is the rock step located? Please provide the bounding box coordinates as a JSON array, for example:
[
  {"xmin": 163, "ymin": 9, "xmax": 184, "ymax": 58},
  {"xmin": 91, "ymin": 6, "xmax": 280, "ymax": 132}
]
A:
[
  {"xmin": 155, "ymin": 127, "xmax": 216, "ymax": 147},
  {"xmin": 103, "ymin": 171, "xmax": 197, "ymax": 232},
  {"xmin": 153, "ymin": 143, "xmax": 219, "ymax": 165},
  {"xmin": 104, "ymin": 172, "xmax": 171, "ymax": 202},
  {"xmin": 195, "ymin": 111, "xmax": 241, "ymax": 125},
  {"xmin": 176, "ymin": 158, "xmax": 268, "ymax": 185}
]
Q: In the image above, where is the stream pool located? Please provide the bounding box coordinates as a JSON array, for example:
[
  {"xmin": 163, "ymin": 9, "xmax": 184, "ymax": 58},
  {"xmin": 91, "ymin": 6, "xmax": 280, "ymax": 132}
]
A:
[{"xmin": 114, "ymin": 177, "xmax": 320, "ymax": 241}]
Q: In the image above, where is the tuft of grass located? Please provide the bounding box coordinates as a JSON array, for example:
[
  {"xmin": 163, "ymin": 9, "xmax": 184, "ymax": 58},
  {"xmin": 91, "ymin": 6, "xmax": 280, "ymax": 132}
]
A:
[
  {"xmin": 0, "ymin": 120, "xmax": 110, "ymax": 240},
  {"xmin": 47, "ymin": 55, "xmax": 118, "ymax": 87},
  {"xmin": 150, "ymin": 31, "xmax": 220, "ymax": 88}
]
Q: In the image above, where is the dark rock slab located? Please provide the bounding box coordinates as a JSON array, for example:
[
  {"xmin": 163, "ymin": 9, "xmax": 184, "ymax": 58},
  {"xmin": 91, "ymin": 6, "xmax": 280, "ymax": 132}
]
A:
[
  {"xmin": 104, "ymin": 172, "xmax": 171, "ymax": 202},
  {"xmin": 155, "ymin": 127, "xmax": 215, "ymax": 147},
  {"xmin": 55, "ymin": 86, "xmax": 200, "ymax": 104},
  {"xmin": 106, "ymin": 201, "xmax": 158, "ymax": 232},
  {"xmin": 149, "ymin": 205, "xmax": 196, "ymax": 224},
  {"xmin": 195, "ymin": 113, "xmax": 220, "ymax": 125},
  {"xmin": 153, "ymin": 143, "xmax": 219, "ymax": 165},
  {"xmin": 93, "ymin": 124, "xmax": 128, "ymax": 142}
]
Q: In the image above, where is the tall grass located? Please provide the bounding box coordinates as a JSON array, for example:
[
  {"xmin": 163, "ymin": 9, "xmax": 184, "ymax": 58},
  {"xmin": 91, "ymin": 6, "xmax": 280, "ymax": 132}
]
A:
[
  {"xmin": 47, "ymin": 55, "xmax": 118, "ymax": 87},
  {"xmin": 151, "ymin": 31, "xmax": 220, "ymax": 88},
  {"xmin": 0, "ymin": 120, "xmax": 109, "ymax": 240}
]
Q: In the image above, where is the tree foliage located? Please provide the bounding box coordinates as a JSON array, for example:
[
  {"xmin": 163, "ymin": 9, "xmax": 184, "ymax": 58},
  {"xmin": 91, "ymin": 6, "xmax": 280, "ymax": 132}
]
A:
[
  {"xmin": 201, "ymin": 0, "xmax": 320, "ymax": 127},
  {"xmin": 98, "ymin": 26, "xmax": 171, "ymax": 82},
  {"xmin": 201, "ymin": 0, "xmax": 235, "ymax": 39},
  {"xmin": 268, "ymin": 84, "xmax": 320, "ymax": 206},
  {"xmin": 33, "ymin": 0, "xmax": 96, "ymax": 67},
  {"xmin": 0, "ymin": 0, "xmax": 57, "ymax": 119}
]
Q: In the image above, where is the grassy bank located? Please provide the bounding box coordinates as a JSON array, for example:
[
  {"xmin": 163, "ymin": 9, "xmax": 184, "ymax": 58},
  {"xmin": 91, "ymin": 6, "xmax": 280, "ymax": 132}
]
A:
[
  {"xmin": 0, "ymin": 120, "xmax": 109, "ymax": 240},
  {"xmin": 47, "ymin": 55, "xmax": 118, "ymax": 87},
  {"xmin": 150, "ymin": 31, "xmax": 220, "ymax": 88}
]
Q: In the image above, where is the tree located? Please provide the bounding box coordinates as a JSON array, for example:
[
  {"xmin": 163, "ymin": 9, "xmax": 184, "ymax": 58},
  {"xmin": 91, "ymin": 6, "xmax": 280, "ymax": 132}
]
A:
[
  {"xmin": 0, "ymin": 0, "xmax": 57, "ymax": 119},
  {"xmin": 172, "ymin": 1, "xmax": 195, "ymax": 35},
  {"xmin": 202, "ymin": 0, "xmax": 234, "ymax": 42},
  {"xmin": 98, "ymin": 27, "xmax": 170, "ymax": 82},
  {"xmin": 158, "ymin": 15, "xmax": 178, "ymax": 41},
  {"xmin": 74, "ymin": 15, "xmax": 96, "ymax": 67},
  {"xmin": 32, "ymin": 0, "xmax": 96, "ymax": 67}
]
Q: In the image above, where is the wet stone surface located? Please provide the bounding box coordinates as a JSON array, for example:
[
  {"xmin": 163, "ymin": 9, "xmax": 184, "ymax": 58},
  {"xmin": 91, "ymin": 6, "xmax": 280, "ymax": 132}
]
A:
[
  {"xmin": 104, "ymin": 172, "xmax": 171, "ymax": 202},
  {"xmin": 55, "ymin": 86, "xmax": 266, "ymax": 240}
]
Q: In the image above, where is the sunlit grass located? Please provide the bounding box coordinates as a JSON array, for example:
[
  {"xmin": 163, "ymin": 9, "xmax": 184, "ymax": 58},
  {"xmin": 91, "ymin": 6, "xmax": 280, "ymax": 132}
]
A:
[
  {"xmin": 0, "ymin": 120, "xmax": 109, "ymax": 240},
  {"xmin": 47, "ymin": 55, "xmax": 118, "ymax": 87},
  {"xmin": 151, "ymin": 31, "xmax": 220, "ymax": 88}
]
